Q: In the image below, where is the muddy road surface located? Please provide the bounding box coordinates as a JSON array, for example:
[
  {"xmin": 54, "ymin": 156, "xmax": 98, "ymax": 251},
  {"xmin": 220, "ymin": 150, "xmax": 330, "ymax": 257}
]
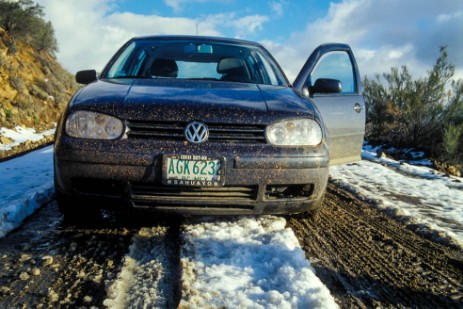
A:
[
  {"xmin": 288, "ymin": 183, "xmax": 463, "ymax": 308},
  {"xmin": 0, "ymin": 204, "xmax": 181, "ymax": 308},
  {"xmin": 0, "ymin": 181, "xmax": 462, "ymax": 308}
]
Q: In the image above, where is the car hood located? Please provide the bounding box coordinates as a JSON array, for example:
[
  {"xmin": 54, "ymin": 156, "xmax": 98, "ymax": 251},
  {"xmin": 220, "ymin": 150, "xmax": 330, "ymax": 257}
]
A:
[{"xmin": 69, "ymin": 79, "xmax": 315, "ymax": 124}]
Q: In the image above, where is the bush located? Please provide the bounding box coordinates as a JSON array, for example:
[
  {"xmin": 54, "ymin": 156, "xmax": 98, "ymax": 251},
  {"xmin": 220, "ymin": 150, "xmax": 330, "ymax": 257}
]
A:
[
  {"xmin": 4, "ymin": 108, "xmax": 12, "ymax": 119},
  {"xmin": 6, "ymin": 40, "xmax": 17, "ymax": 55},
  {"xmin": 0, "ymin": 0, "xmax": 58, "ymax": 55},
  {"xmin": 363, "ymin": 46, "xmax": 462, "ymax": 164},
  {"xmin": 442, "ymin": 124, "xmax": 462, "ymax": 164},
  {"xmin": 9, "ymin": 75, "xmax": 24, "ymax": 91}
]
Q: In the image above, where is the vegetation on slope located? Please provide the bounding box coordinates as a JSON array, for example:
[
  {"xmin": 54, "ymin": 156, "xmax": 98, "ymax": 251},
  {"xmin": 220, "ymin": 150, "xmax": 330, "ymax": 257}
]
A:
[{"xmin": 0, "ymin": 0, "xmax": 77, "ymax": 155}]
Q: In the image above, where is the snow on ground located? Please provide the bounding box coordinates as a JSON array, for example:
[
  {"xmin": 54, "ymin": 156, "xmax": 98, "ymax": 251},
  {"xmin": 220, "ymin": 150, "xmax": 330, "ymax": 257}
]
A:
[
  {"xmin": 179, "ymin": 216, "xmax": 338, "ymax": 309},
  {"xmin": 331, "ymin": 145, "xmax": 463, "ymax": 249},
  {"xmin": 103, "ymin": 217, "xmax": 338, "ymax": 309},
  {"xmin": 0, "ymin": 145, "xmax": 54, "ymax": 237},
  {"xmin": 0, "ymin": 126, "xmax": 55, "ymax": 151}
]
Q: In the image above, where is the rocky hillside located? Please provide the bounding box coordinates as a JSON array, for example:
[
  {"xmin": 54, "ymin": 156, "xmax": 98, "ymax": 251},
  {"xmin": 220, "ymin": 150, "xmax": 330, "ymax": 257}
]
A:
[{"xmin": 0, "ymin": 27, "xmax": 77, "ymax": 158}]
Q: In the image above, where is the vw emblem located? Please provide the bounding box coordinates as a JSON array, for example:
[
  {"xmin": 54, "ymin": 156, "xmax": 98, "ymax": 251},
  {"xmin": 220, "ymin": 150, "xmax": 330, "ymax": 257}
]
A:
[{"xmin": 184, "ymin": 121, "xmax": 209, "ymax": 143}]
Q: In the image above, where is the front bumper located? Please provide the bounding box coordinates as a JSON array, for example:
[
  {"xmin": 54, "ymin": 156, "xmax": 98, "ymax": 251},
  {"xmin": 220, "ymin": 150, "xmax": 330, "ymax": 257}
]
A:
[{"xmin": 54, "ymin": 139, "xmax": 330, "ymax": 215}]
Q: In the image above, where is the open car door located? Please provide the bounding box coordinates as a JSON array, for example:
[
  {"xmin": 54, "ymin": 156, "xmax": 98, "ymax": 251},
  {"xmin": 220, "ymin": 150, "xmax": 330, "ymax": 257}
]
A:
[{"xmin": 293, "ymin": 43, "xmax": 365, "ymax": 165}]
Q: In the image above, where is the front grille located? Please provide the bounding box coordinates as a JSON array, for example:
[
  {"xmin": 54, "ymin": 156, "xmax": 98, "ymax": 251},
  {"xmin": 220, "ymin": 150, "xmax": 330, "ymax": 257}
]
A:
[
  {"xmin": 126, "ymin": 120, "xmax": 266, "ymax": 144},
  {"xmin": 129, "ymin": 182, "xmax": 258, "ymax": 203}
]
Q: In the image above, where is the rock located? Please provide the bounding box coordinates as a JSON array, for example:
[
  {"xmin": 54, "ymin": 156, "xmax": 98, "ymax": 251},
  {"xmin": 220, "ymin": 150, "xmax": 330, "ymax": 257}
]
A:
[
  {"xmin": 376, "ymin": 148, "xmax": 387, "ymax": 159},
  {"xmin": 42, "ymin": 256, "xmax": 54, "ymax": 266},
  {"xmin": 19, "ymin": 254, "xmax": 32, "ymax": 262},
  {"xmin": 19, "ymin": 272, "xmax": 30, "ymax": 281},
  {"xmin": 0, "ymin": 135, "xmax": 13, "ymax": 145},
  {"xmin": 83, "ymin": 295, "xmax": 93, "ymax": 303},
  {"xmin": 31, "ymin": 268, "xmax": 41, "ymax": 276},
  {"xmin": 447, "ymin": 165, "xmax": 461, "ymax": 177}
]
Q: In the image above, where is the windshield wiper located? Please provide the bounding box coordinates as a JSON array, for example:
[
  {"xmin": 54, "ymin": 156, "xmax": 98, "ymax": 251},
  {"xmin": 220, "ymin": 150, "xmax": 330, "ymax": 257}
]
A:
[{"xmin": 111, "ymin": 75, "xmax": 148, "ymax": 79}]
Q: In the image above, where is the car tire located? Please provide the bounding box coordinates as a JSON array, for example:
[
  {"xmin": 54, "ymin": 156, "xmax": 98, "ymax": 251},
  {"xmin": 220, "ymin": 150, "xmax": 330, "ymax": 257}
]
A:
[
  {"xmin": 309, "ymin": 192, "xmax": 326, "ymax": 222},
  {"xmin": 55, "ymin": 190, "xmax": 101, "ymax": 224},
  {"xmin": 290, "ymin": 193, "xmax": 325, "ymax": 222},
  {"xmin": 307, "ymin": 206, "xmax": 322, "ymax": 222}
]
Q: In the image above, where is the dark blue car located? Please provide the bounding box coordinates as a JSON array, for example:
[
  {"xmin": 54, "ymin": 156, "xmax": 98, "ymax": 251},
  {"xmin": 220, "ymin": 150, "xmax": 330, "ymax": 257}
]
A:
[{"xmin": 54, "ymin": 35, "xmax": 365, "ymax": 221}]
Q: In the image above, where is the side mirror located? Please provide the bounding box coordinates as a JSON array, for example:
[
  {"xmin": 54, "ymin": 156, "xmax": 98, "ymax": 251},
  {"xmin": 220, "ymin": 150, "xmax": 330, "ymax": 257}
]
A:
[
  {"xmin": 75, "ymin": 70, "xmax": 97, "ymax": 84},
  {"xmin": 310, "ymin": 78, "xmax": 342, "ymax": 95}
]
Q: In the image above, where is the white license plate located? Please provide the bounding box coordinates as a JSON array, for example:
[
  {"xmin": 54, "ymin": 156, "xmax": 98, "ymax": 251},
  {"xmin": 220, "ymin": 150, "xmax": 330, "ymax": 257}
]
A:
[{"xmin": 162, "ymin": 155, "xmax": 223, "ymax": 186}]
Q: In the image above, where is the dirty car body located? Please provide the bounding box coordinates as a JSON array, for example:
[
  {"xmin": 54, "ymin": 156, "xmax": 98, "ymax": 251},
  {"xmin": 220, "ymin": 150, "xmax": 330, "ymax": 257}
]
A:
[{"xmin": 54, "ymin": 35, "xmax": 365, "ymax": 218}]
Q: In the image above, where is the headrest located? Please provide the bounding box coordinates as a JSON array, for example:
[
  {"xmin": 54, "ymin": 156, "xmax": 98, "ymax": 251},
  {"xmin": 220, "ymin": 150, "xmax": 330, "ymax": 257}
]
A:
[
  {"xmin": 217, "ymin": 58, "xmax": 245, "ymax": 73},
  {"xmin": 150, "ymin": 59, "xmax": 178, "ymax": 77}
]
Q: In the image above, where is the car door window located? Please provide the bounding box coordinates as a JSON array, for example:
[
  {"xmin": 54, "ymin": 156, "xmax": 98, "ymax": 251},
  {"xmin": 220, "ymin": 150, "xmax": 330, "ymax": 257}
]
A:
[{"xmin": 310, "ymin": 51, "xmax": 356, "ymax": 94}]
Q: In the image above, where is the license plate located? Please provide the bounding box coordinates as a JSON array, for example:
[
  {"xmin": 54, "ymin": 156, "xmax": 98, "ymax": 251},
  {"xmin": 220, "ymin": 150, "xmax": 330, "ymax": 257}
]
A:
[{"xmin": 162, "ymin": 155, "xmax": 224, "ymax": 186}]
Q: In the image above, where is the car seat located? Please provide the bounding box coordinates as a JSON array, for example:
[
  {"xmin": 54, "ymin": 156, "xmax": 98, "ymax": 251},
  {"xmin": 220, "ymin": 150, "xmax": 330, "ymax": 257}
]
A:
[
  {"xmin": 150, "ymin": 59, "xmax": 178, "ymax": 77},
  {"xmin": 217, "ymin": 58, "xmax": 251, "ymax": 82}
]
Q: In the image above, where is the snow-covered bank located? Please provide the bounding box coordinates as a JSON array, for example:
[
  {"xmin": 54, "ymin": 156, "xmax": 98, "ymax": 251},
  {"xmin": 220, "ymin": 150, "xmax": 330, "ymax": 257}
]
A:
[
  {"xmin": 0, "ymin": 145, "xmax": 54, "ymax": 237},
  {"xmin": 179, "ymin": 216, "xmax": 338, "ymax": 309},
  {"xmin": 331, "ymin": 146, "xmax": 463, "ymax": 249},
  {"xmin": 0, "ymin": 126, "xmax": 55, "ymax": 152}
]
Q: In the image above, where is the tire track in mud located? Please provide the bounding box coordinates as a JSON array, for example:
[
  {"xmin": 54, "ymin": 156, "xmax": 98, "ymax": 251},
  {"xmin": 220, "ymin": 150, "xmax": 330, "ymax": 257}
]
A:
[
  {"xmin": 0, "ymin": 201, "xmax": 182, "ymax": 308},
  {"xmin": 288, "ymin": 181, "xmax": 463, "ymax": 308},
  {"xmin": 104, "ymin": 223, "xmax": 181, "ymax": 308}
]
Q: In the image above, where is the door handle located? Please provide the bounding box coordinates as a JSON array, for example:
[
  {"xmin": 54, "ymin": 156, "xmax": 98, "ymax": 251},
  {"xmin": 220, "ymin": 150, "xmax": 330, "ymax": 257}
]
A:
[{"xmin": 353, "ymin": 103, "xmax": 362, "ymax": 113}]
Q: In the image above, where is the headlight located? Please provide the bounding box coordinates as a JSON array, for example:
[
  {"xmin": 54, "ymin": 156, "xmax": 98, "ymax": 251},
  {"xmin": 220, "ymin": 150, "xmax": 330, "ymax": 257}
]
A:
[
  {"xmin": 65, "ymin": 111, "xmax": 124, "ymax": 139},
  {"xmin": 266, "ymin": 118, "xmax": 322, "ymax": 146}
]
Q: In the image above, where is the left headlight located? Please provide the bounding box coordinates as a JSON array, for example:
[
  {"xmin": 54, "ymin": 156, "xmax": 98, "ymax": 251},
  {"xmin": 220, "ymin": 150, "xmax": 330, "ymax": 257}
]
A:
[
  {"xmin": 266, "ymin": 118, "xmax": 323, "ymax": 146},
  {"xmin": 65, "ymin": 111, "xmax": 124, "ymax": 140}
]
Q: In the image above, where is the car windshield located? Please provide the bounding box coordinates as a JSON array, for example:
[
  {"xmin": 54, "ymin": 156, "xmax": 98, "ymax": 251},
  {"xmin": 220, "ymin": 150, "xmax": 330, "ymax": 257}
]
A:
[{"xmin": 103, "ymin": 38, "xmax": 288, "ymax": 86}]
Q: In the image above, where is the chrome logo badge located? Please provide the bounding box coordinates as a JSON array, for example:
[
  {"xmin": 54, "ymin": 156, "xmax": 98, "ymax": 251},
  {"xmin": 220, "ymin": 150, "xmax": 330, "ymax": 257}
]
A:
[{"xmin": 184, "ymin": 121, "xmax": 209, "ymax": 143}]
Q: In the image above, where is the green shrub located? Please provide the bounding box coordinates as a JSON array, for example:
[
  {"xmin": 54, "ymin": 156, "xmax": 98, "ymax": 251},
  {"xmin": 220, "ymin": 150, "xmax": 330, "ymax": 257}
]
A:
[
  {"xmin": 7, "ymin": 40, "xmax": 17, "ymax": 54},
  {"xmin": 4, "ymin": 108, "xmax": 12, "ymax": 119},
  {"xmin": 363, "ymin": 46, "xmax": 462, "ymax": 165},
  {"xmin": 0, "ymin": 0, "xmax": 58, "ymax": 55},
  {"xmin": 29, "ymin": 83, "xmax": 49, "ymax": 100},
  {"xmin": 442, "ymin": 124, "xmax": 462, "ymax": 164},
  {"xmin": 9, "ymin": 75, "xmax": 24, "ymax": 91}
]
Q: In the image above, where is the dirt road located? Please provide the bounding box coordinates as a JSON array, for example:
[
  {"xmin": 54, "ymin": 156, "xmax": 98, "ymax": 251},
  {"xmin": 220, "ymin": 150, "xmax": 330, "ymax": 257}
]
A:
[
  {"xmin": 0, "ymin": 181, "xmax": 462, "ymax": 308},
  {"xmin": 289, "ymin": 182, "xmax": 463, "ymax": 308}
]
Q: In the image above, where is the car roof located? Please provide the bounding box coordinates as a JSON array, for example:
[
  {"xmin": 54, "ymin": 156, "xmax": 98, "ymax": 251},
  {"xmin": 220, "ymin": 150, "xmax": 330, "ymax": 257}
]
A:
[{"xmin": 131, "ymin": 35, "xmax": 264, "ymax": 48}]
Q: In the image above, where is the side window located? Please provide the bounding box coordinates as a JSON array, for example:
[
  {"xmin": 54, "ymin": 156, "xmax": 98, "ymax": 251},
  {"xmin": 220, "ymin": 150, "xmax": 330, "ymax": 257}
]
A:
[
  {"xmin": 132, "ymin": 50, "xmax": 147, "ymax": 76},
  {"xmin": 107, "ymin": 42, "xmax": 136, "ymax": 78},
  {"xmin": 310, "ymin": 51, "xmax": 356, "ymax": 93},
  {"xmin": 254, "ymin": 52, "xmax": 285, "ymax": 86}
]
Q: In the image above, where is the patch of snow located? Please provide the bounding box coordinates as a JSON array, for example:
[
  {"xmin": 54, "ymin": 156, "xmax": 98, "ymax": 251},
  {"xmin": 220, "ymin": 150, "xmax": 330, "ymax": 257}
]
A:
[
  {"xmin": 362, "ymin": 144, "xmax": 463, "ymax": 189},
  {"xmin": 0, "ymin": 126, "xmax": 55, "ymax": 152},
  {"xmin": 331, "ymin": 147, "xmax": 463, "ymax": 249},
  {"xmin": 179, "ymin": 216, "xmax": 338, "ymax": 309},
  {"xmin": 0, "ymin": 146, "xmax": 54, "ymax": 237}
]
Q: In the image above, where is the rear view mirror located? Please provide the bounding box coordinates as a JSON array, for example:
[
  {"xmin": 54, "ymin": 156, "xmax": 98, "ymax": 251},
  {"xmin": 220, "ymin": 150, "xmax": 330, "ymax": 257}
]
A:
[
  {"xmin": 183, "ymin": 44, "xmax": 213, "ymax": 54},
  {"xmin": 310, "ymin": 78, "xmax": 342, "ymax": 95},
  {"xmin": 76, "ymin": 70, "xmax": 97, "ymax": 84},
  {"xmin": 197, "ymin": 44, "xmax": 213, "ymax": 53}
]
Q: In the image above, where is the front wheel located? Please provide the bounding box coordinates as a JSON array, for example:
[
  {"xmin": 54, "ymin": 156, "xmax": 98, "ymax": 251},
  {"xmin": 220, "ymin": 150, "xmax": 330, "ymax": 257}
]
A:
[
  {"xmin": 55, "ymin": 190, "xmax": 101, "ymax": 224},
  {"xmin": 290, "ymin": 192, "xmax": 325, "ymax": 223}
]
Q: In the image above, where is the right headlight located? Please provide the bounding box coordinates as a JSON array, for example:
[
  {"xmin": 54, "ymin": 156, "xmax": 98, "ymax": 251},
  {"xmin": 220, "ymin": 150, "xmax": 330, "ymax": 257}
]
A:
[
  {"xmin": 65, "ymin": 111, "xmax": 124, "ymax": 140},
  {"xmin": 266, "ymin": 118, "xmax": 322, "ymax": 146}
]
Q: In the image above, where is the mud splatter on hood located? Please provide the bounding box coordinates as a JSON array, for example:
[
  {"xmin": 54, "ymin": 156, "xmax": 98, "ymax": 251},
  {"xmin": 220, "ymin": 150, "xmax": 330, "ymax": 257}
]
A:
[{"xmin": 69, "ymin": 79, "xmax": 316, "ymax": 124}]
